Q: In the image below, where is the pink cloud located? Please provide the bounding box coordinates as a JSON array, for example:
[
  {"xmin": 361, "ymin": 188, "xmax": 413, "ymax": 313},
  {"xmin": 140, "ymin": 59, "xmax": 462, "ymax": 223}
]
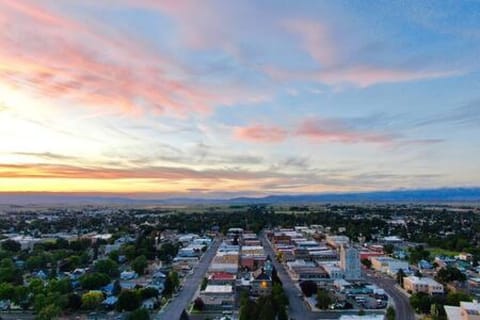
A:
[
  {"xmin": 274, "ymin": 18, "xmax": 462, "ymax": 87},
  {"xmin": 283, "ymin": 19, "xmax": 336, "ymax": 67},
  {"xmin": 296, "ymin": 118, "xmax": 396, "ymax": 144},
  {"xmin": 0, "ymin": 1, "xmax": 265, "ymax": 117},
  {"xmin": 234, "ymin": 124, "xmax": 288, "ymax": 143}
]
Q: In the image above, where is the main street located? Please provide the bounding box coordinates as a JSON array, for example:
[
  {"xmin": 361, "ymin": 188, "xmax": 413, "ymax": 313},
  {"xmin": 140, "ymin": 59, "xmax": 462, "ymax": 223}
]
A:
[
  {"xmin": 260, "ymin": 232, "xmax": 337, "ymax": 320},
  {"xmin": 261, "ymin": 233, "xmax": 387, "ymax": 320},
  {"xmin": 156, "ymin": 238, "xmax": 221, "ymax": 320},
  {"xmin": 364, "ymin": 273, "xmax": 415, "ymax": 320}
]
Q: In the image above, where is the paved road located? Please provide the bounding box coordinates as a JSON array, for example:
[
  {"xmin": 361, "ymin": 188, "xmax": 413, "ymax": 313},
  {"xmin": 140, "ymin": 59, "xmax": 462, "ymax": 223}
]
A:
[
  {"xmin": 365, "ymin": 273, "xmax": 415, "ymax": 320},
  {"xmin": 156, "ymin": 238, "xmax": 222, "ymax": 320},
  {"xmin": 261, "ymin": 233, "xmax": 387, "ymax": 320},
  {"xmin": 260, "ymin": 233, "xmax": 350, "ymax": 320}
]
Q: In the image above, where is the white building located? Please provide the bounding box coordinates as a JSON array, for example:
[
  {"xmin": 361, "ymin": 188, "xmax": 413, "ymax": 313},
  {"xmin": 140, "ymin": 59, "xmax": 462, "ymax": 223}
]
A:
[
  {"xmin": 322, "ymin": 264, "xmax": 345, "ymax": 280},
  {"xmin": 403, "ymin": 276, "xmax": 444, "ymax": 295},
  {"xmin": 326, "ymin": 235, "xmax": 350, "ymax": 248},
  {"xmin": 444, "ymin": 300, "xmax": 480, "ymax": 320},
  {"xmin": 340, "ymin": 246, "xmax": 361, "ymax": 280},
  {"xmin": 371, "ymin": 256, "xmax": 409, "ymax": 275}
]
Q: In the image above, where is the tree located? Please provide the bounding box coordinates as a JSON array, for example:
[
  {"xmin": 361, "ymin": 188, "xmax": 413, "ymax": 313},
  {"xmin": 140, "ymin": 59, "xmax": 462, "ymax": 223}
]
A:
[
  {"xmin": 361, "ymin": 258, "xmax": 372, "ymax": 269},
  {"xmin": 47, "ymin": 278, "xmax": 72, "ymax": 295},
  {"xmin": 277, "ymin": 304, "xmax": 288, "ymax": 320},
  {"xmin": 410, "ymin": 292, "xmax": 432, "ymax": 314},
  {"xmin": 112, "ymin": 279, "xmax": 122, "ymax": 296},
  {"xmin": 0, "ymin": 282, "xmax": 15, "ymax": 300},
  {"xmin": 193, "ymin": 297, "xmax": 205, "ymax": 311},
  {"xmin": 436, "ymin": 267, "xmax": 467, "ymax": 284},
  {"xmin": 300, "ymin": 280, "xmax": 317, "ymax": 297},
  {"xmin": 386, "ymin": 306, "xmax": 396, "ymax": 320},
  {"xmin": 37, "ymin": 304, "xmax": 61, "ymax": 320},
  {"xmin": 80, "ymin": 272, "xmax": 111, "ymax": 290},
  {"xmin": 128, "ymin": 308, "xmax": 150, "ymax": 320},
  {"xmin": 67, "ymin": 293, "xmax": 82, "ymax": 311},
  {"xmin": 316, "ymin": 289, "xmax": 332, "ymax": 310},
  {"xmin": 140, "ymin": 287, "xmax": 159, "ymax": 300},
  {"xmin": 95, "ymin": 258, "xmax": 119, "ymax": 277},
  {"xmin": 131, "ymin": 255, "xmax": 148, "ymax": 275},
  {"xmin": 200, "ymin": 277, "xmax": 208, "ymax": 290},
  {"xmin": 446, "ymin": 292, "xmax": 472, "ymax": 306},
  {"xmin": 163, "ymin": 275, "xmax": 174, "ymax": 296},
  {"xmin": 384, "ymin": 244, "xmax": 394, "ymax": 255},
  {"xmin": 81, "ymin": 291, "xmax": 104, "ymax": 310},
  {"xmin": 1, "ymin": 239, "xmax": 21, "ymax": 252},
  {"xmin": 397, "ymin": 269, "xmax": 406, "ymax": 288},
  {"xmin": 117, "ymin": 290, "xmax": 140, "ymax": 311},
  {"xmin": 431, "ymin": 303, "xmax": 446, "ymax": 320},
  {"xmin": 409, "ymin": 246, "xmax": 430, "ymax": 264},
  {"xmin": 239, "ymin": 300, "xmax": 258, "ymax": 320},
  {"xmin": 169, "ymin": 271, "xmax": 180, "ymax": 288},
  {"xmin": 258, "ymin": 299, "xmax": 275, "ymax": 320}
]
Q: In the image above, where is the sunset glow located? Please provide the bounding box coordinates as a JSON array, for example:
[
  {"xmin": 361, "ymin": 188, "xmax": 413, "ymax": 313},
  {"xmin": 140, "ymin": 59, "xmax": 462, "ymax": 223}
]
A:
[{"xmin": 1, "ymin": 1, "xmax": 479, "ymax": 198}]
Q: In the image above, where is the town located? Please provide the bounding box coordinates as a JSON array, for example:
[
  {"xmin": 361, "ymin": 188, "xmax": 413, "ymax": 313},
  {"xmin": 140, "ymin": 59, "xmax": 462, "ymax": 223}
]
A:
[{"xmin": 0, "ymin": 203, "xmax": 478, "ymax": 320}]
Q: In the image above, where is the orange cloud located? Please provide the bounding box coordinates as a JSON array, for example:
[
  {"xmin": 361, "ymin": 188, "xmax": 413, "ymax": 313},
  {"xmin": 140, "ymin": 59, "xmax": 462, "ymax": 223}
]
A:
[{"xmin": 234, "ymin": 124, "xmax": 288, "ymax": 143}]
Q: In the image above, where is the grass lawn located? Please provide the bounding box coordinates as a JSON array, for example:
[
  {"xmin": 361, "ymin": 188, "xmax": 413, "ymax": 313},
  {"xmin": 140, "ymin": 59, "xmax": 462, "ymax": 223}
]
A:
[{"xmin": 428, "ymin": 247, "xmax": 460, "ymax": 257}]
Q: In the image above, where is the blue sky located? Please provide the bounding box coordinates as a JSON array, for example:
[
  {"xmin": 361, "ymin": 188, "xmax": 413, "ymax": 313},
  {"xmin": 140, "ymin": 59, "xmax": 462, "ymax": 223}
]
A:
[{"xmin": 0, "ymin": 0, "xmax": 479, "ymax": 197}]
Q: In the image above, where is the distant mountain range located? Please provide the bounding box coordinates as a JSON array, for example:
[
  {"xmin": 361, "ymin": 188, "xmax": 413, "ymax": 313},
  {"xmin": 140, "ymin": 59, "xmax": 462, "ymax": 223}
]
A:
[{"xmin": 0, "ymin": 187, "xmax": 480, "ymax": 205}]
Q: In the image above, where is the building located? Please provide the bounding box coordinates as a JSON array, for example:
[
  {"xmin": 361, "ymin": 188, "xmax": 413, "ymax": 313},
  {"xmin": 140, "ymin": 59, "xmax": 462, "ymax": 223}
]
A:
[
  {"xmin": 326, "ymin": 235, "xmax": 350, "ymax": 248},
  {"xmin": 444, "ymin": 300, "xmax": 480, "ymax": 320},
  {"xmin": 240, "ymin": 245, "xmax": 267, "ymax": 270},
  {"xmin": 198, "ymin": 285, "xmax": 235, "ymax": 311},
  {"xmin": 251, "ymin": 270, "xmax": 272, "ymax": 296},
  {"xmin": 370, "ymin": 256, "xmax": 409, "ymax": 275},
  {"xmin": 340, "ymin": 246, "xmax": 361, "ymax": 280},
  {"xmin": 403, "ymin": 276, "xmax": 444, "ymax": 295},
  {"xmin": 209, "ymin": 251, "xmax": 239, "ymax": 274},
  {"xmin": 207, "ymin": 272, "xmax": 236, "ymax": 286}
]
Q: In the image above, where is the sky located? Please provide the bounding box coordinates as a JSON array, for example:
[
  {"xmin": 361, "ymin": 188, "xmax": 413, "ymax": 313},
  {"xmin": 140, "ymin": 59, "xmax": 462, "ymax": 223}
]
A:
[{"xmin": 0, "ymin": 0, "xmax": 479, "ymax": 198}]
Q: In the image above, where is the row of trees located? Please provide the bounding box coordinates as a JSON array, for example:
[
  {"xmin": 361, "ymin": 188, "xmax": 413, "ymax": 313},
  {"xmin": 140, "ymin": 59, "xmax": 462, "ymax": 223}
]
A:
[{"xmin": 239, "ymin": 284, "xmax": 288, "ymax": 320}]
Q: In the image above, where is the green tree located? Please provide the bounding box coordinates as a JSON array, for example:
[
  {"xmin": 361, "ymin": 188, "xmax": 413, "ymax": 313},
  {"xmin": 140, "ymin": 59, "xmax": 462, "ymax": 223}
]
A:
[
  {"xmin": 277, "ymin": 304, "xmax": 288, "ymax": 320},
  {"xmin": 169, "ymin": 271, "xmax": 180, "ymax": 288},
  {"xmin": 0, "ymin": 282, "xmax": 15, "ymax": 300},
  {"xmin": 37, "ymin": 304, "xmax": 61, "ymax": 320},
  {"xmin": 361, "ymin": 258, "xmax": 372, "ymax": 269},
  {"xmin": 95, "ymin": 258, "xmax": 119, "ymax": 277},
  {"xmin": 431, "ymin": 303, "xmax": 447, "ymax": 320},
  {"xmin": 316, "ymin": 289, "xmax": 332, "ymax": 310},
  {"xmin": 239, "ymin": 300, "xmax": 258, "ymax": 320},
  {"xmin": 128, "ymin": 308, "xmax": 150, "ymax": 320},
  {"xmin": 200, "ymin": 277, "xmax": 208, "ymax": 290},
  {"xmin": 29, "ymin": 278, "xmax": 45, "ymax": 295},
  {"xmin": 258, "ymin": 299, "xmax": 275, "ymax": 320},
  {"xmin": 81, "ymin": 291, "xmax": 104, "ymax": 310},
  {"xmin": 193, "ymin": 297, "xmax": 204, "ymax": 310},
  {"xmin": 410, "ymin": 292, "xmax": 432, "ymax": 314},
  {"xmin": 386, "ymin": 306, "xmax": 396, "ymax": 320},
  {"xmin": 80, "ymin": 272, "xmax": 111, "ymax": 290},
  {"xmin": 131, "ymin": 255, "xmax": 148, "ymax": 275},
  {"xmin": 299, "ymin": 280, "xmax": 317, "ymax": 297},
  {"xmin": 436, "ymin": 267, "xmax": 467, "ymax": 284},
  {"xmin": 1, "ymin": 239, "xmax": 21, "ymax": 252},
  {"xmin": 140, "ymin": 287, "xmax": 159, "ymax": 300},
  {"xmin": 112, "ymin": 280, "xmax": 122, "ymax": 296},
  {"xmin": 67, "ymin": 293, "xmax": 82, "ymax": 311},
  {"xmin": 397, "ymin": 269, "xmax": 406, "ymax": 288},
  {"xmin": 446, "ymin": 292, "xmax": 472, "ymax": 306},
  {"xmin": 117, "ymin": 290, "xmax": 140, "ymax": 311},
  {"xmin": 47, "ymin": 278, "xmax": 72, "ymax": 295},
  {"xmin": 383, "ymin": 244, "xmax": 394, "ymax": 255}
]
